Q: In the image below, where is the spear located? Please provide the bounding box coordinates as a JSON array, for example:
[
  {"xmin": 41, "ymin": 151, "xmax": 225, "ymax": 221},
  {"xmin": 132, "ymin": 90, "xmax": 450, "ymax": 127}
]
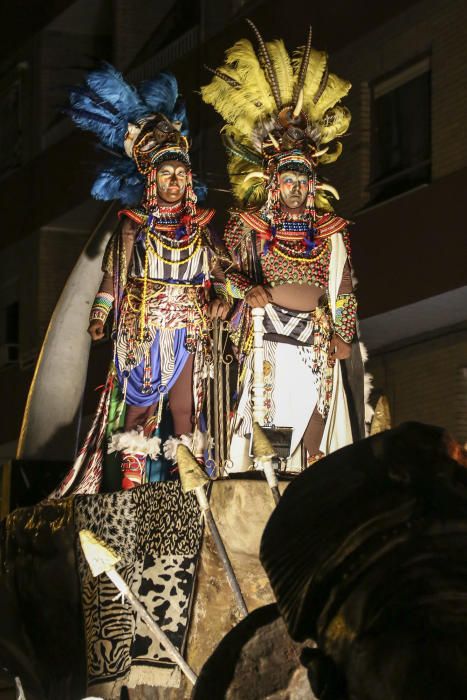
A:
[
  {"xmin": 252, "ymin": 422, "xmax": 280, "ymax": 505},
  {"xmin": 78, "ymin": 529, "xmax": 198, "ymax": 686},
  {"xmin": 177, "ymin": 444, "xmax": 248, "ymax": 617}
]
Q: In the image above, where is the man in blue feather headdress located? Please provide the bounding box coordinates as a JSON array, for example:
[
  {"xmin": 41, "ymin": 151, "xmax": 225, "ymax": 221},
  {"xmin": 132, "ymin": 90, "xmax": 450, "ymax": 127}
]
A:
[{"xmin": 51, "ymin": 65, "xmax": 231, "ymax": 494}]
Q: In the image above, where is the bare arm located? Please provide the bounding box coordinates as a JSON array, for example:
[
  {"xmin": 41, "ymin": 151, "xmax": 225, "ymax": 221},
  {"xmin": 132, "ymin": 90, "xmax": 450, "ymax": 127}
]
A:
[
  {"xmin": 223, "ymin": 215, "xmax": 272, "ymax": 307},
  {"xmin": 88, "ymin": 217, "xmax": 139, "ymax": 340}
]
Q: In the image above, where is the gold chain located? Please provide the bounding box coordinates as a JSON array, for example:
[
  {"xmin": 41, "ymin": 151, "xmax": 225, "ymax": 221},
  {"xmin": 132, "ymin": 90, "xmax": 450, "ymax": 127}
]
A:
[
  {"xmin": 149, "ymin": 238, "xmax": 202, "ymax": 264},
  {"xmin": 149, "ymin": 230, "xmax": 200, "ymax": 251}
]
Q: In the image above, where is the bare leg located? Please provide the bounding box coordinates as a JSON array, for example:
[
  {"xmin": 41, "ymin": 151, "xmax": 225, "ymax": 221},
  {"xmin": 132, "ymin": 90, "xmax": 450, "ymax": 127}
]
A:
[
  {"xmin": 120, "ymin": 356, "xmax": 195, "ymax": 488},
  {"xmin": 302, "ymin": 406, "xmax": 325, "ymax": 462},
  {"xmin": 123, "ymin": 355, "xmax": 194, "ymax": 435},
  {"xmin": 168, "ymin": 354, "xmax": 194, "ymax": 435},
  {"xmin": 124, "ymin": 403, "xmax": 156, "ymax": 432}
]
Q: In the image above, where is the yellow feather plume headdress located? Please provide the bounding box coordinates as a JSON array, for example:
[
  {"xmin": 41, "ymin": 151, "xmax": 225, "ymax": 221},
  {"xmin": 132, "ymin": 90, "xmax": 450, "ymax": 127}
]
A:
[{"xmin": 201, "ymin": 22, "xmax": 351, "ymax": 207}]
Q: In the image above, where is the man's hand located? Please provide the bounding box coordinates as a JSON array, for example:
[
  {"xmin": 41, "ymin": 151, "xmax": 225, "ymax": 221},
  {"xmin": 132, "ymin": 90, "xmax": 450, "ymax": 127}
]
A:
[
  {"xmin": 88, "ymin": 320, "xmax": 105, "ymax": 341},
  {"xmin": 244, "ymin": 285, "xmax": 272, "ymax": 308},
  {"xmin": 328, "ymin": 334, "xmax": 352, "ymax": 366},
  {"xmin": 209, "ymin": 299, "xmax": 231, "ymax": 320}
]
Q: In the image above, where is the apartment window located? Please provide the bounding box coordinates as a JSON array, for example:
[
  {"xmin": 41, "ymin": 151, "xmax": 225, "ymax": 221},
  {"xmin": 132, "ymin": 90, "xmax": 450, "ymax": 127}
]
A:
[{"xmin": 369, "ymin": 57, "xmax": 431, "ymax": 204}]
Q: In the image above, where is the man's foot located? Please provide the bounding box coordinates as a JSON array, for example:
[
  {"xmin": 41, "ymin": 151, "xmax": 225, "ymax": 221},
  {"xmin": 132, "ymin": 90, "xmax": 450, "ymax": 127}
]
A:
[
  {"xmin": 121, "ymin": 475, "xmax": 140, "ymax": 490},
  {"xmin": 121, "ymin": 451, "xmax": 146, "ymax": 490}
]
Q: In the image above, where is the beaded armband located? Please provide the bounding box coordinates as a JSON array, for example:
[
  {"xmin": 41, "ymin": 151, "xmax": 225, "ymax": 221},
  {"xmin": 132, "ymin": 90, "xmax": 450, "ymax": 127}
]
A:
[
  {"xmin": 89, "ymin": 292, "xmax": 114, "ymax": 324},
  {"xmin": 226, "ymin": 271, "xmax": 255, "ymax": 299},
  {"xmin": 334, "ymin": 293, "xmax": 357, "ymax": 343},
  {"xmin": 212, "ymin": 281, "xmax": 234, "ymax": 307}
]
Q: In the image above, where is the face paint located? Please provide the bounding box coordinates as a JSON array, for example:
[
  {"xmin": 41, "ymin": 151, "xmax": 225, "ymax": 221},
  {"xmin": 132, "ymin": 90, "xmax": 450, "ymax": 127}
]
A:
[
  {"xmin": 156, "ymin": 159, "xmax": 188, "ymax": 203},
  {"xmin": 278, "ymin": 170, "xmax": 309, "ymax": 209}
]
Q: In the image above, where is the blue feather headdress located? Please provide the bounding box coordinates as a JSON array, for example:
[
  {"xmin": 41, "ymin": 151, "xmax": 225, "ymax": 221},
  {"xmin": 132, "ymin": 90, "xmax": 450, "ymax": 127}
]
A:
[{"xmin": 67, "ymin": 63, "xmax": 205, "ymax": 206}]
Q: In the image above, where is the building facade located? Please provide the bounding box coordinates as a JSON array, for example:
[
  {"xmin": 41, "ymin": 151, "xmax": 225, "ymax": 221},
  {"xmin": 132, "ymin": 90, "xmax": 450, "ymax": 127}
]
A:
[{"xmin": 0, "ymin": 0, "xmax": 465, "ymax": 465}]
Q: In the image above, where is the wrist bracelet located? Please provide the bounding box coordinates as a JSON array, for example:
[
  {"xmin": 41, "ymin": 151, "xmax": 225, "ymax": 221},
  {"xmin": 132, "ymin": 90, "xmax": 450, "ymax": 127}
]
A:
[{"xmin": 90, "ymin": 292, "xmax": 114, "ymax": 324}]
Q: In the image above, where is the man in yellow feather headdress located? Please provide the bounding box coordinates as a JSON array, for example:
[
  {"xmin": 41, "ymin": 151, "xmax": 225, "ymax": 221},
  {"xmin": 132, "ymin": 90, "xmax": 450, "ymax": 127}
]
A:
[{"xmin": 202, "ymin": 23, "xmax": 364, "ymax": 471}]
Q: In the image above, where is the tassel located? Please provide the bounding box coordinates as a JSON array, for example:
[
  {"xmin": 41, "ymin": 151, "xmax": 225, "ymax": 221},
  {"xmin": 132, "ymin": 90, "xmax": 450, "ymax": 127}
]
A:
[
  {"xmin": 303, "ymin": 227, "xmax": 316, "ymax": 255},
  {"xmin": 175, "ymin": 213, "xmax": 191, "ymax": 240},
  {"xmin": 263, "ymin": 225, "xmax": 277, "ymax": 256},
  {"xmin": 139, "ymin": 225, "xmax": 151, "ymax": 341}
]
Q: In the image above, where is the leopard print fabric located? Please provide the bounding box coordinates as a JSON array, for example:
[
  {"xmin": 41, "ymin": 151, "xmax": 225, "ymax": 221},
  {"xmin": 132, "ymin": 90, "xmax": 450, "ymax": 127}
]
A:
[{"xmin": 74, "ymin": 481, "xmax": 203, "ymax": 693}]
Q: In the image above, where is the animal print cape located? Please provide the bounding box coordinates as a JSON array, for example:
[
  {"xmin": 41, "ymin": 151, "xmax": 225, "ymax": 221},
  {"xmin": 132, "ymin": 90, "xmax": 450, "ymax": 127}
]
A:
[{"xmin": 75, "ymin": 481, "xmax": 203, "ymax": 695}]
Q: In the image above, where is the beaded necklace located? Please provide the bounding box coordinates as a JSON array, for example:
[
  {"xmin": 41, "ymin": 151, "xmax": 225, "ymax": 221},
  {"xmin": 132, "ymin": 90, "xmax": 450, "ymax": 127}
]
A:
[
  {"xmin": 150, "ymin": 230, "xmax": 200, "ymax": 251},
  {"xmin": 148, "ymin": 237, "xmax": 201, "ymax": 264},
  {"xmin": 272, "ymin": 239, "xmax": 327, "ymax": 263},
  {"xmin": 139, "ymin": 203, "xmax": 201, "ymax": 337},
  {"xmin": 259, "ymin": 237, "xmax": 331, "ymax": 288}
]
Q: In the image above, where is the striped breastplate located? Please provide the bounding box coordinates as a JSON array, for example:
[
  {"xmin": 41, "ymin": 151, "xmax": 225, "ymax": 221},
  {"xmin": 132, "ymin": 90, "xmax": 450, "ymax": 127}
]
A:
[{"xmin": 131, "ymin": 226, "xmax": 208, "ymax": 283}]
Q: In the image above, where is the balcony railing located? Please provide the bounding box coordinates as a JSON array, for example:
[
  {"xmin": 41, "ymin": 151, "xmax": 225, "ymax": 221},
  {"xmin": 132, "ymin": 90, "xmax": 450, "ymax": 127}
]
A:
[{"xmin": 128, "ymin": 25, "xmax": 200, "ymax": 82}]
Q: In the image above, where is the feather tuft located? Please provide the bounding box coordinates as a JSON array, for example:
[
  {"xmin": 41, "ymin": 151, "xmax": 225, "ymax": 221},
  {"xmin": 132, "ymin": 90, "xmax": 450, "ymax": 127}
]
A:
[
  {"xmin": 91, "ymin": 155, "xmax": 145, "ymax": 205},
  {"xmin": 86, "ymin": 62, "xmax": 146, "ymax": 122},
  {"xmin": 266, "ymin": 39, "xmax": 294, "ymax": 105}
]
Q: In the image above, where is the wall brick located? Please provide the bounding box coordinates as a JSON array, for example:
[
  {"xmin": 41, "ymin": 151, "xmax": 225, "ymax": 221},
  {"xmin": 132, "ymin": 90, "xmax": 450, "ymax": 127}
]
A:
[
  {"xmin": 326, "ymin": 0, "xmax": 467, "ymax": 216},
  {"xmin": 368, "ymin": 328, "xmax": 467, "ymax": 443}
]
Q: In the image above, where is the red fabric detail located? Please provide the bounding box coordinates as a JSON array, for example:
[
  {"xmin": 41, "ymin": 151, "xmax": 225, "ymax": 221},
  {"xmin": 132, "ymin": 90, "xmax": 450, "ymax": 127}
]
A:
[
  {"xmin": 193, "ymin": 208, "xmax": 215, "ymax": 226},
  {"xmin": 314, "ymin": 213, "xmax": 349, "ymax": 240},
  {"xmin": 118, "ymin": 209, "xmax": 145, "ymax": 224},
  {"xmin": 118, "ymin": 207, "xmax": 215, "ymax": 227},
  {"xmin": 237, "ymin": 211, "xmax": 270, "ymax": 235},
  {"xmin": 122, "ymin": 476, "xmax": 139, "ymax": 490}
]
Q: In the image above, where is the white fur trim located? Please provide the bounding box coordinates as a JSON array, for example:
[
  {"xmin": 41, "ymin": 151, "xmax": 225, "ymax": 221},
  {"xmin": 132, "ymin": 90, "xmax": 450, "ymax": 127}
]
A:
[
  {"xmin": 359, "ymin": 341, "xmax": 374, "ymax": 431},
  {"xmin": 364, "ymin": 372, "xmax": 375, "ymax": 427},
  {"xmin": 359, "ymin": 341, "xmax": 369, "ymax": 364},
  {"xmin": 146, "ymin": 436, "xmax": 162, "ymax": 459},
  {"xmin": 163, "ymin": 432, "xmax": 209, "ymax": 461},
  {"xmin": 163, "ymin": 435, "xmax": 182, "ymax": 462},
  {"xmin": 108, "ymin": 428, "xmax": 161, "ymax": 458}
]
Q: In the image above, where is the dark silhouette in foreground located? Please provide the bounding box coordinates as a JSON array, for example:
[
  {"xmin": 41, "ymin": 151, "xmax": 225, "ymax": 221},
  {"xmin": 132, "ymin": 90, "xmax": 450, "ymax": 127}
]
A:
[
  {"xmin": 261, "ymin": 422, "xmax": 467, "ymax": 700},
  {"xmin": 194, "ymin": 422, "xmax": 467, "ymax": 700}
]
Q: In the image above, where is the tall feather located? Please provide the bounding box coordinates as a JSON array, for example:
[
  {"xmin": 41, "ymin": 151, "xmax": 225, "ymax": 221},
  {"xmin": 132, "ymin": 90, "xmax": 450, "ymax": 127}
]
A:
[
  {"xmin": 139, "ymin": 73, "xmax": 189, "ymax": 135},
  {"xmin": 222, "ymin": 130, "xmax": 263, "ymax": 166},
  {"xmin": 266, "ymin": 40, "xmax": 294, "ymax": 105},
  {"xmin": 246, "ymin": 19, "xmax": 282, "ymax": 108},
  {"xmin": 201, "ymin": 39, "xmax": 276, "ymax": 139},
  {"xmin": 86, "ymin": 62, "xmax": 146, "ymax": 122},
  {"xmin": 68, "ymin": 87, "xmax": 127, "ymax": 150},
  {"xmin": 138, "ymin": 72, "xmax": 177, "ymax": 115},
  {"xmin": 91, "ymin": 156, "xmax": 145, "ymax": 205},
  {"xmin": 292, "ymin": 26, "xmax": 312, "ymax": 105},
  {"xmin": 313, "ymin": 63, "xmax": 329, "ymax": 105},
  {"xmin": 311, "ymin": 72, "xmax": 351, "ymax": 121},
  {"xmin": 291, "ymin": 47, "xmax": 328, "ymax": 117},
  {"xmin": 204, "ymin": 65, "xmax": 241, "ymax": 89},
  {"xmin": 319, "ymin": 106, "xmax": 351, "ymax": 144}
]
